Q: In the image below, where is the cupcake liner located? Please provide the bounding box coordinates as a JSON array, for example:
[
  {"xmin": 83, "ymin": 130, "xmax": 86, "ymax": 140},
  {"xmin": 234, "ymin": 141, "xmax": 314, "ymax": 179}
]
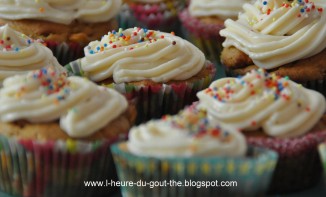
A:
[
  {"xmin": 65, "ymin": 60, "xmax": 216, "ymax": 124},
  {"xmin": 45, "ymin": 41, "xmax": 85, "ymax": 66},
  {"xmin": 318, "ymin": 143, "xmax": 326, "ymax": 187},
  {"xmin": 0, "ymin": 133, "xmax": 127, "ymax": 197},
  {"xmin": 111, "ymin": 144, "xmax": 278, "ymax": 197},
  {"xmin": 118, "ymin": 1, "xmax": 184, "ymax": 34},
  {"xmin": 179, "ymin": 10, "xmax": 225, "ymax": 63},
  {"xmin": 247, "ymin": 130, "xmax": 326, "ymax": 194}
]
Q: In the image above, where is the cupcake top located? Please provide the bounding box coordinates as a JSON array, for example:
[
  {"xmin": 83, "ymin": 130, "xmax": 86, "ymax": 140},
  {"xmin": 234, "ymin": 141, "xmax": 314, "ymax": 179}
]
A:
[
  {"xmin": 0, "ymin": 66, "xmax": 128, "ymax": 138},
  {"xmin": 0, "ymin": 0, "xmax": 122, "ymax": 25},
  {"xmin": 197, "ymin": 69, "xmax": 326, "ymax": 138},
  {"xmin": 220, "ymin": 0, "xmax": 326, "ymax": 69},
  {"xmin": 0, "ymin": 24, "xmax": 64, "ymax": 82},
  {"xmin": 81, "ymin": 27, "xmax": 206, "ymax": 83},
  {"xmin": 189, "ymin": 0, "xmax": 252, "ymax": 20},
  {"xmin": 127, "ymin": 106, "xmax": 247, "ymax": 157}
]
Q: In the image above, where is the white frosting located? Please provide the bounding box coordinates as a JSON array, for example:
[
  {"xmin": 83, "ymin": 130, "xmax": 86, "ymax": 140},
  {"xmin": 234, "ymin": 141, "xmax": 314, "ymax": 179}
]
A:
[
  {"xmin": 0, "ymin": 0, "xmax": 122, "ymax": 25},
  {"xmin": 189, "ymin": 0, "xmax": 251, "ymax": 20},
  {"xmin": 81, "ymin": 27, "xmax": 206, "ymax": 83},
  {"xmin": 0, "ymin": 25, "xmax": 64, "ymax": 82},
  {"xmin": 127, "ymin": 108, "xmax": 247, "ymax": 157},
  {"xmin": 0, "ymin": 67, "xmax": 128, "ymax": 138},
  {"xmin": 220, "ymin": 0, "xmax": 326, "ymax": 69},
  {"xmin": 197, "ymin": 69, "xmax": 326, "ymax": 138}
]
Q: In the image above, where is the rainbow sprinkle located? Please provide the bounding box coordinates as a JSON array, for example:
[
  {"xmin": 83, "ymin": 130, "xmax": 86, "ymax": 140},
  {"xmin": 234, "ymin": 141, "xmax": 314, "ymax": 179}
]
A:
[
  {"xmin": 162, "ymin": 106, "xmax": 232, "ymax": 141},
  {"xmin": 86, "ymin": 27, "xmax": 177, "ymax": 54}
]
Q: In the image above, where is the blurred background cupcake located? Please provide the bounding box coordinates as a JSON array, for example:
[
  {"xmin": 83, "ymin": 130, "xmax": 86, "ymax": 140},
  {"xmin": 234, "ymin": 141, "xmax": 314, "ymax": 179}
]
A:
[
  {"xmin": 119, "ymin": 0, "xmax": 185, "ymax": 33},
  {"xmin": 0, "ymin": 67, "xmax": 136, "ymax": 197},
  {"xmin": 111, "ymin": 106, "xmax": 278, "ymax": 197},
  {"xmin": 0, "ymin": 0, "xmax": 122, "ymax": 65},
  {"xmin": 66, "ymin": 27, "xmax": 216, "ymax": 123},
  {"xmin": 0, "ymin": 24, "xmax": 65, "ymax": 84},
  {"xmin": 197, "ymin": 69, "xmax": 326, "ymax": 193},
  {"xmin": 179, "ymin": 0, "xmax": 251, "ymax": 63},
  {"xmin": 220, "ymin": 0, "xmax": 326, "ymax": 95},
  {"xmin": 318, "ymin": 142, "xmax": 326, "ymax": 188}
]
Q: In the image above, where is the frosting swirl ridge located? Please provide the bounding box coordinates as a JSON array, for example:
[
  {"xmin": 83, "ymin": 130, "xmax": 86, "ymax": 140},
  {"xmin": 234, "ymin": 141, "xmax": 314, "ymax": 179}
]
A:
[
  {"xmin": 127, "ymin": 107, "xmax": 247, "ymax": 157},
  {"xmin": 0, "ymin": 67, "xmax": 128, "ymax": 138},
  {"xmin": 81, "ymin": 27, "xmax": 206, "ymax": 83},
  {"xmin": 220, "ymin": 0, "xmax": 326, "ymax": 69},
  {"xmin": 189, "ymin": 0, "xmax": 251, "ymax": 20},
  {"xmin": 0, "ymin": 25, "xmax": 63, "ymax": 82},
  {"xmin": 0, "ymin": 0, "xmax": 122, "ymax": 25},
  {"xmin": 197, "ymin": 69, "xmax": 326, "ymax": 138}
]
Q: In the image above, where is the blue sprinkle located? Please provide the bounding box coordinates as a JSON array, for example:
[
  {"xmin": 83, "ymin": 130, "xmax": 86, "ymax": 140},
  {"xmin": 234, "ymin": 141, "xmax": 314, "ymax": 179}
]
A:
[
  {"xmin": 104, "ymin": 43, "xmax": 108, "ymax": 47},
  {"xmin": 90, "ymin": 50, "xmax": 94, "ymax": 54}
]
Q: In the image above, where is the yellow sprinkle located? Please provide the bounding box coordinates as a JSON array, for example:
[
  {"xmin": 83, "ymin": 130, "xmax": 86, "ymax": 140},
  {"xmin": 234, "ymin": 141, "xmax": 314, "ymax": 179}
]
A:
[{"xmin": 66, "ymin": 139, "xmax": 77, "ymax": 153}]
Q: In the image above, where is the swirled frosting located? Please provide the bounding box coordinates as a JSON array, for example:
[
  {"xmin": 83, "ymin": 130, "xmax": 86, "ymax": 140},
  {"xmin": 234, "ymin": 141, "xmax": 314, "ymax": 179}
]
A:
[
  {"xmin": 220, "ymin": 0, "xmax": 326, "ymax": 69},
  {"xmin": 81, "ymin": 27, "xmax": 205, "ymax": 83},
  {"xmin": 0, "ymin": 24, "xmax": 64, "ymax": 82},
  {"xmin": 127, "ymin": 107, "xmax": 247, "ymax": 157},
  {"xmin": 0, "ymin": 0, "xmax": 122, "ymax": 25},
  {"xmin": 197, "ymin": 69, "xmax": 326, "ymax": 138},
  {"xmin": 0, "ymin": 67, "xmax": 128, "ymax": 138},
  {"xmin": 189, "ymin": 0, "xmax": 251, "ymax": 20}
]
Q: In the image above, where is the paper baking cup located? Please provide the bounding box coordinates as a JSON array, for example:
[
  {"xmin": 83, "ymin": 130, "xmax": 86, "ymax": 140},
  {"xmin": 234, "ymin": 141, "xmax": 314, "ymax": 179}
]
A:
[
  {"xmin": 45, "ymin": 41, "xmax": 85, "ymax": 66},
  {"xmin": 247, "ymin": 130, "xmax": 326, "ymax": 194},
  {"xmin": 178, "ymin": 10, "xmax": 225, "ymax": 63},
  {"xmin": 118, "ymin": 1, "xmax": 184, "ymax": 34},
  {"xmin": 65, "ymin": 60, "xmax": 216, "ymax": 124},
  {"xmin": 111, "ymin": 144, "xmax": 278, "ymax": 197},
  {"xmin": 0, "ymin": 134, "xmax": 127, "ymax": 197},
  {"xmin": 318, "ymin": 143, "xmax": 326, "ymax": 187}
]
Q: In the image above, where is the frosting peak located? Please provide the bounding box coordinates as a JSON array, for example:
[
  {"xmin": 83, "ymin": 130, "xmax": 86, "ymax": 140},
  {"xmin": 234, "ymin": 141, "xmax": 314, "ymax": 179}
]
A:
[
  {"xmin": 189, "ymin": 0, "xmax": 251, "ymax": 20},
  {"xmin": 81, "ymin": 27, "xmax": 206, "ymax": 83},
  {"xmin": 127, "ymin": 107, "xmax": 247, "ymax": 157},
  {"xmin": 0, "ymin": 25, "xmax": 64, "ymax": 82},
  {"xmin": 0, "ymin": 66, "xmax": 128, "ymax": 138},
  {"xmin": 220, "ymin": 0, "xmax": 326, "ymax": 69},
  {"xmin": 197, "ymin": 69, "xmax": 326, "ymax": 138}
]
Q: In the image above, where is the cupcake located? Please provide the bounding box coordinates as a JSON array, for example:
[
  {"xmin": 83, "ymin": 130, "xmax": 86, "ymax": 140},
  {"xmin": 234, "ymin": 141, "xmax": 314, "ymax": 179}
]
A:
[
  {"xmin": 179, "ymin": 0, "xmax": 252, "ymax": 62},
  {"xmin": 119, "ymin": 0, "xmax": 185, "ymax": 33},
  {"xmin": 219, "ymin": 0, "xmax": 326, "ymax": 94},
  {"xmin": 0, "ymin": 0, "xmax": 122, "ymax": 65},
  {"xmin": 66, "ymin": 27, "xmax": 216, "ymax": 123},
  {"xmin": 111, "ymin": 106, "xmax": 278, "ymax": 197},
  {"xmin": 196, "ymin": 69, "xmax": 326, "ymax": 193},
  {"xmin": 0, "ymin": 24, "xmax": 64, "ymax": 84},
  {"xmin": 0, "ymin": 67, "xmax": 136, "ymax": 197}
]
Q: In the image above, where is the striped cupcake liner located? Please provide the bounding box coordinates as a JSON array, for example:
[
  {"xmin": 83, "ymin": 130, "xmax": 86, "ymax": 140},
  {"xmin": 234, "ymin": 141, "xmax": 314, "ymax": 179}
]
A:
[
  {"xmin": 111, "ymin": 144, "xmax": 278, "ymax": 197},
  {"xmin": 178, "ymin": 10, "xmax": 225, "ymax": 64},
  {"xmin": 318, "ymin": 143, "xmax": 326, "ymax": 188},
  {"xmin": 45, "ymin": 41, "xmax": 84, "ymax": 66},
  {"xmin": 0, "ymin": 134, "xmax": 126, "ymax": 197},
  {"xmin": 118, "ymin": 1, "xmax": 185, "ymax": 34},
  {"xmin": 65, "ymin": 60, "xmax": 216, "ymax": 124},
  {"xmin": 247, "ymin": 130, "xmax": 326, "ymax": 194}
]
